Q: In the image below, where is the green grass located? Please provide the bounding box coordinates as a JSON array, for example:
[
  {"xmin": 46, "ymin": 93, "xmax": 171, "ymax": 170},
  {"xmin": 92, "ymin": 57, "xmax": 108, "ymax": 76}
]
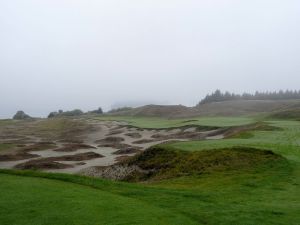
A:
[
  {"xmin": 164, "ymin": 120, "xmax": 300, "ymax": 161},
  {"xmin": 94, "ymin": 116, "xmax": 255, "ymax": 128},
  {"xmin": 125, "ymin": 145, "xmax": 286, "ymax": 181},
  {"xmin": 1, "ymin": 119, "xmax": 300, "ymax": 224},
  {"xmin": 0, "ymin": 172, "xmax": 193, "ymax": 225},
  {"xmin": 0, "ymin": 157, "xmax": 299, "ymax": 225}
]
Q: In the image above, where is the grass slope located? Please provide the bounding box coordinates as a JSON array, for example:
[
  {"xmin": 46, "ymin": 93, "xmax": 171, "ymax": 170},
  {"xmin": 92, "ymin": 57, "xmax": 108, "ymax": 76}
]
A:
[
  {"xmin": 165, "ymin": 120, "xmax": 300, "ymax": 160},
  {"xmin": 125, "ymin": 146, "xmax": 285, "ymax": 181},
  {"xmin": 268, "ymin": 109, "xmax": 300, "ymax": 121},
  {"xmin": 0, "ymin": 119, "xmax": 300, "ymax": 224},
  {"xmin": 0, "ymin": 156, "xmax": 298, "ymax": 225},
  {"xmin": 0, "ymin": 172, "xmax": 193, "ymax": 225}
]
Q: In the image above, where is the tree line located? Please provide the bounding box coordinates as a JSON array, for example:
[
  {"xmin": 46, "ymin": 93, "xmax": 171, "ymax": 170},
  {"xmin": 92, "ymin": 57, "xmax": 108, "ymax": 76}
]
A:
[{"xmin": 198, "ymin": 90, "xmax": 300, "ymax": 105}]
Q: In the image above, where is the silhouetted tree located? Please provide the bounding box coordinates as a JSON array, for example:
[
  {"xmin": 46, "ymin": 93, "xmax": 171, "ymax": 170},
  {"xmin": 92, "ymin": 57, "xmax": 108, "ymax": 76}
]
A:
[
  {"xmin": 13, "ymin": 111, "xmax": 31, "ymax": 120},
  {"xmin": 92, "ymin": 107, "xmax": 103, "ymax": 114},
  {"xmin": 198, "ymin": 90, "xmax": 300, "ymax": 105}
]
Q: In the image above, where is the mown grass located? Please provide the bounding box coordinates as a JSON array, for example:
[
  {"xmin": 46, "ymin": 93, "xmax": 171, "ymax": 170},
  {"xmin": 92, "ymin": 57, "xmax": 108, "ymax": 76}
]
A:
[
  {"xmin": 0, "ymin": 171, "xmax": 193, "ymax": 225},
  {"xmin": 164, "ymin": 120, "xmax": 300, "ymax": 161},
  {"xmin": 94, "ymin": 116, "xmax": 255, "ymax": 128},
  {"xmin": 0, "ymin": 153, "xmax": 298, "ymax": 225}
]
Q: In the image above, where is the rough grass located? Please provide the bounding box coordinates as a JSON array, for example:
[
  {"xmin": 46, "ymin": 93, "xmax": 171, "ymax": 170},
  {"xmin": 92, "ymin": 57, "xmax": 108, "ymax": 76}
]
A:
[
  {"xmin": 33, "ymin": 118, "xmax": 90, "ymax": 140},
  {"xmin": 0, "ymin": 118, "xmax": 91, "ymax": 143},
  {"xmin": 94, "ymin": 116, "xmax": 255, "ymax": 128},
  {"xmin": 0, "ymin": 143, "xmax": 15, "ymax": 152},
  {"xmin": 223, "ymin": 121, "xmax": 282, "ymax": 139},
  {"xmin": 125, "ymin": 146, "xmax": 285, "ymax": 181},
  {"xmin": 267, "ymin": 109, "xmax": 300, "ymax": 121},
  {"xmin": 0, "ymin": 119, "xmax": 17, "ymax": 126}
]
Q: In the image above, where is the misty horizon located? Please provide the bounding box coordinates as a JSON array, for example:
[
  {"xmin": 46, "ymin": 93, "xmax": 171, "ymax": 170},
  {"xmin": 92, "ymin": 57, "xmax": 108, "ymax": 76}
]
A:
[
  {"xmin": 5, "ymin": 88, "xmax": 300, "ymax": 119},
  {"xmin": 1, "ymin": 1, "xmax": 300, "ymax": 119}
]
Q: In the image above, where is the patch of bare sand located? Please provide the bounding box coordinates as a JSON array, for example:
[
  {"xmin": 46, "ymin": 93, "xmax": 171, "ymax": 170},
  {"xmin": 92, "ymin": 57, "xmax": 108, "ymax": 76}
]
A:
[
  {"xmin": 0, "ymin": 120, "xmax": 226, "ymax": 174},
  {"xmin": 14, "ymin": 151, "xmax": 103, "ymax": 170},
  {"xmin": 0, "ymin": 142, "xmax": 57, "ymax": 161},
  {"xmin": 206, "ymin": 134, "xmax": 225, "ymax": 140},
  {"xmin": 53, "ymin": 144, "xmax": 96, "ymax": 152},
  {"xmin": 124, "ymin": 132, "xmax": 142, "ymax": 138}
]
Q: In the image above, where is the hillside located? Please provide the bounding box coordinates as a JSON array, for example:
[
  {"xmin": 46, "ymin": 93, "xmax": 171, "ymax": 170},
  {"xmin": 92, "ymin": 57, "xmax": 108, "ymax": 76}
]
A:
[
  {"xmin": 193, "ymin": 99, "xmax": 300, "ymax": 117},
  {"xmin": 108, "ymin": 99, "xmax": 300, "ymax": 118},
  {"xmin": 109, "ymin": 104, "xmax": 192, "ymax": 118}
]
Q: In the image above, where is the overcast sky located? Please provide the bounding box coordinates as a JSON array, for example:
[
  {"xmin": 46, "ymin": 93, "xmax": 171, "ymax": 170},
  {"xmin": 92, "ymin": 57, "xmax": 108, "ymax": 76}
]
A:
[{"xmin": 1, "ymin": 0, "xmax": 300, "ymax": 118}]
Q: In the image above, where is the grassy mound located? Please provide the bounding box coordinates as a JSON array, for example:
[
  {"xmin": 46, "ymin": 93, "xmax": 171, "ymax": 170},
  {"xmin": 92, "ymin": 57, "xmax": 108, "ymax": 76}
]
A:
[
  {"xmin": 125, "ymin": 146, "xmax": 285, "ymax": 181},
  {"xmin": 268, "ymin": 109, "xmax": 300, "ymax": 120},
  {"xmin": 224, "ymin": 121, "xmax": 282, "ymax": 139}
]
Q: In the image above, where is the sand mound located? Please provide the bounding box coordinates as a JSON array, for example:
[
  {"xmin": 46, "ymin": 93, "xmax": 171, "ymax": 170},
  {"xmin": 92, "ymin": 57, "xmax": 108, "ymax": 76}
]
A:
[
  {"xmin": 14, "ymin": 152, "xmax": 103, "ymax": 170},
  {"xmin": 125, "ymin": 133, "xmax": 142, "ymax": 138},
  {"xmin": 15, "ymin": 160, "xmax": 73, "ymax": 170},
  {"xmin": 0, "ymin": 152, "xmax": 39, "ymax": 161},
  {"xmin": 0, "ymin": 142, "xmax": 56, "ymax": 161}
]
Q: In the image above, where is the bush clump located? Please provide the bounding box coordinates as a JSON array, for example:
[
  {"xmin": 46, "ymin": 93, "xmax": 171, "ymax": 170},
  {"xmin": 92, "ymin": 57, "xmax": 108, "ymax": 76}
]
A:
[
  {"xmin": 48, "ymin": 109, "xmax": 83, "ymax": 118},
  {"xmin": 13, "ymin": 111, "xmax": 31, "ymax": 120},
  {"xmin": 124, "ymin": 146, "xmax": 285, "ymax": 181}
]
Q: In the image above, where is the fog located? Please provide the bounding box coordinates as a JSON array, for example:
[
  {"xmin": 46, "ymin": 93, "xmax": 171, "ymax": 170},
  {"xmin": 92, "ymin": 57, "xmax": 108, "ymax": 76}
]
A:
[{"xmin": 1, "ymin": 0, "xmax": 300, "ymax": 118}]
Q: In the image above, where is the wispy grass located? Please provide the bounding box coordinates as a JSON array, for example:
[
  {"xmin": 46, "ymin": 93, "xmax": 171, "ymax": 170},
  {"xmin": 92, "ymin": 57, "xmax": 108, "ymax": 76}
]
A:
[{"xmin": 0, "ymin": 143, "xmax": 15, "ymax": 152}]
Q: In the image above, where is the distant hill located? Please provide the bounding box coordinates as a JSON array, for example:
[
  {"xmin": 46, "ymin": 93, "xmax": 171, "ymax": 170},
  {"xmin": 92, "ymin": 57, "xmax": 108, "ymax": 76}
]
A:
[
  {"xmin": 109, "ymin": 104, "xmax": 191, "ymax": 118},
  {"xmin": 108, "ymin": 99, "xmax": 300, "ymax": 118},
  {"xmin": 192, "ymin": 99, "xmax": 300, "ymax": 117}
]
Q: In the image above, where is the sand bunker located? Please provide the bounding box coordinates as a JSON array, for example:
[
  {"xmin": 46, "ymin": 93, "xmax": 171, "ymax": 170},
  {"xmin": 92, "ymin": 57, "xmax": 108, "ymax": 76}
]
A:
[
  {"xmin": 0, "ymin": 120, "xmax": 226, "ymax": 174},
  {"xmin": 53, "ymin": 144, "xmax": 96, "ymax": 152},
  {"xmin": 14, "ymin": 152, "xmax": 103, "ymax": 170},
  {"xmin": 0, "ymin": 152, "xmax": 39, "ymax": 161},
  {"xmin": 15, "ymin": 160, "xmax": 73, "ymax": 170},
  {"xmin": 0, "ymin": 142, "xmax": 56, "ymax": 161},
  {"xmin": 124, "ymin": 132, "xmax": 142, "ymax": 138}
]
